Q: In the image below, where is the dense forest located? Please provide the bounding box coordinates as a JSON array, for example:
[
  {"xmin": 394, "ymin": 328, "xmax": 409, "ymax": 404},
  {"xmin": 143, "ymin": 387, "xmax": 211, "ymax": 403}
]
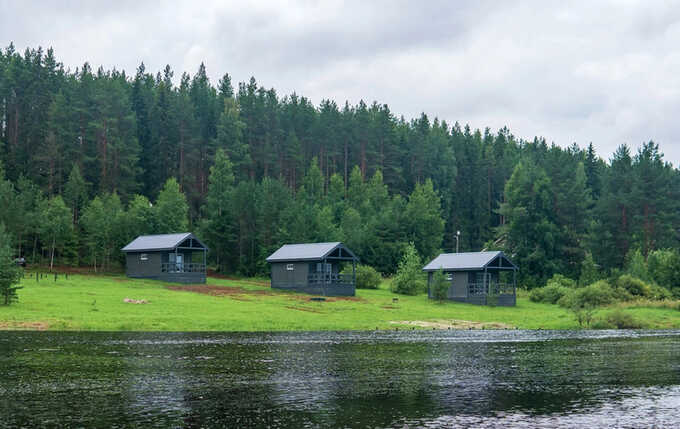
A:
[{"xmin": 1, "ymin": 44, "xmax": 679, "ymax": 288}]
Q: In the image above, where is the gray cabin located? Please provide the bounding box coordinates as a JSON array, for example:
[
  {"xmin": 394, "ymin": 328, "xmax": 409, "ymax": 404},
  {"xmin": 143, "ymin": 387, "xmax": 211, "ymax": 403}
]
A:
[
  {"xmin": 121, "ymin": 233, "xmax": 208, "ymax": 283},
  {"xmin": 266, "ymin": 242, "xmax": 359, "ymax": 296},
  {"xmin": 423, "ymin": 251, "xmax": 518, "ymax": 306}
]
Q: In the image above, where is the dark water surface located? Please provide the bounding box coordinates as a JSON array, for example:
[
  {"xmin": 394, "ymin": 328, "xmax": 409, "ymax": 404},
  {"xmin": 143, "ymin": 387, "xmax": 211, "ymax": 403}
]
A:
[{"xmin": 1, "ymin": 330, "xmax": 679, "ymax": 428}]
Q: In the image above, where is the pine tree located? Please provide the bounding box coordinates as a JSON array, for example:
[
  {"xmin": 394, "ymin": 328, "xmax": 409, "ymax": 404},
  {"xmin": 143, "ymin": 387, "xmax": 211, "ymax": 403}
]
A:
[
  {"xmin": 0, "ymin": 223, "xmax": 23, "ymax": 305},
  {"xmin": 63, "ymin": 164, "xmax": 88, "ymax": 225},
  {"xmin": 200, "ymin": 149, "xmax": 236, "ymax": 272},
  {"xmin": 391, "ymin": 242, "xmax": 425, "ymax": 295},
  {"xmin": 154, "ymin": 178, "xmax": 189, "ymax": 234},
  {"xmin": 498, "ymin": 161, "xmax": 559, "ymax": 287},
  {"xmin": 404, "ymin": 179, "xmax": 444, "ymax": 261}
]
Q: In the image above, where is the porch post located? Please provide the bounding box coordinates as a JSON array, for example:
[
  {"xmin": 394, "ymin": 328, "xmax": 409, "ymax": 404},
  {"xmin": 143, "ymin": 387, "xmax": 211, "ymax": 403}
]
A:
[
  {"xmin": 203, "ymin": 248, "xmax": 206, "ymax": 273},
  {"xmin": 322, "ymin": 257, "xmax": 327, "ymax": 296},
  {"xmin": 352, "ymin": 259, "xmax": 356, "ymax": 286},
  {"xmin": 484, "ymin": 267, "xmax": 488, "ymax": 295},
  {"xmin": 175, "ymin": 248, "xmax": 178, "ymax": 273}
]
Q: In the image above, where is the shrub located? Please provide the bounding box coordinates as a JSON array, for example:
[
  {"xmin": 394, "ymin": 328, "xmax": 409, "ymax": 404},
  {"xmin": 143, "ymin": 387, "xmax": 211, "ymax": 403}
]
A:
[
  {"xmin": 590, "ymin": 318, "xmax": 615, "ymax": 329},
  {"xmin": 615, "ymin": 274, "xmax": 650, "ymax": 297},
  {"xmin": 603, "ymin": 310, "xmax": 645, "ymax": 329},
  {"xmin": 570, "ymin": 305, "xmax": 597, "ymax": 328},
  {"xmin": 625, "ymin": 248, "xmax": 649, "ymax": 281},
  {"xmin": 647, "ymin": 249, "xmax": 680, "ymax": 289},
  {"xmin": 558, "ymin": 280, "xmax": 616, "ymax": 309},
  {"xmin": 648, "ymin": 284, "xmax": 673, "ymax": 300},
  {"xmin": 391, "ymin": 243, "xmax": 426, "ymax": 295},
  {"xmin": 529, "ymin": 283, "xmax": 570, "ymax": 304},
  {"xmin": 547, "ymin": 274, "xmax": 577, "ymax": 289},
  {"xmin": 343, "ymin": 264, "xmax": 381, "ymax": 289},
  {"xmin": 430, "ymin": 269, "xmax": 449, "ymax": 302}
]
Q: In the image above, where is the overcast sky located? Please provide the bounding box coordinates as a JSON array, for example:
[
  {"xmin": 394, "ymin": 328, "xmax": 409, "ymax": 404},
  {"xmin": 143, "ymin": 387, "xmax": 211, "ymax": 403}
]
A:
[{"xmin": 2, "ymin": 0, "xmax": 680, "ymax": 165}]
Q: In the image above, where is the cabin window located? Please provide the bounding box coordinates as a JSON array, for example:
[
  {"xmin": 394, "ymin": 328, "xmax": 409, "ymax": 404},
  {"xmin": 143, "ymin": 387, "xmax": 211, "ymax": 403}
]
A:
[
  {"xmin": 316, "ymin": 263, "xmax": 331, "ymax": 273},
  {"xmin": 445, "ymin": 273, "xmax": 453, "ymax": 281},
  {"xmin": 286, "ymin": 264, "xmax": 294, "ymax": 271},
  {"xmin": 140, "ymin": 253, "xmax": 148, "ymax": 261}
]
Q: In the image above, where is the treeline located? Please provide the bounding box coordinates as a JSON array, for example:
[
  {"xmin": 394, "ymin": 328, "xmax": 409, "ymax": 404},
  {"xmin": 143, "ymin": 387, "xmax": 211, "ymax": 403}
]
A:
[{"xmin": 1, "ymin": 44, "xmax": 679, "ymax": 288}]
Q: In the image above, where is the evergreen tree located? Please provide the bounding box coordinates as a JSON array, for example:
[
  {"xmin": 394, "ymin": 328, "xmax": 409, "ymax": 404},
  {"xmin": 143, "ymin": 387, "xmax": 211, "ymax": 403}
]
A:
[
  {"xmin": 200, "ymin": 149, "xmax": 236, "ymax": 272},
  {"xmin": 498, "ymin": 161, "xmax": 559, "ymax": 287},
  {"xmin": 404, "ymin": 179, "xmax": 444, "ymax": 261},
  {"xmin": 391, "ymin": 242, "xmax": 425, "ymax": 295},
  {"xmin": 63, "ymin": 164, "xmax": 88, "ymax": 225},
  {"xmin": 431, "ymin": 269, "xmax": 449, "ymax": 302},
  {"xmin": 0, "ymin": 223, "xmax": 23, "ymax": 305},
  {"xmin": 154, "ymin": 178, "xmax": 189, "ymax": 234}
]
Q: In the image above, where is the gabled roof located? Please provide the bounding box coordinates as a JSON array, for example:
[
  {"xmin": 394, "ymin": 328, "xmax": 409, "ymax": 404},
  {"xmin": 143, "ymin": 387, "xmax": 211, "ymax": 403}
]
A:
[
  {"xmin": 422, "ymin": 251, "xmax": 517, "ymax": 272},
  {"xmin": 121, "ymin": 233, "xmax": 208, "ymax": 252},
  {"xmin": 266, "ymin": 242, "xmax": 358, "ymax": 262}
]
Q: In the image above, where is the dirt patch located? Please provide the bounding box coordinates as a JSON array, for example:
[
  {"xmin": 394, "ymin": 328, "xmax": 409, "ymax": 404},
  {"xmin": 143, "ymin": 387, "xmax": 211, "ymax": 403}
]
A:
[
  {"xmin": 167, "ymin": 284, "xmax": 366, "ymax": 303},
  {"xmin": 206, "ymin": 271, "xmax": 270, "ymax": 286},
  {"xmin": 390, "ymin": 319, "xmax": 514, "ymax": 330},
  {"xmin": 166, "ymin": 284, "xmax": 276, "ymax": 297},
  {"xmin": 287, "ymin": 294, "xmax": 365, "ymax": 303},
  {"xmin": 0, "ymin": 321, "xmax": 49, "ymax": 330},
  {"xmin": 381, "ymin": 305, "xmax": 399, "ymax": 310},
  {"xmin": 285, "ymin": 306, "xmax": 324, "ymax": 313}
]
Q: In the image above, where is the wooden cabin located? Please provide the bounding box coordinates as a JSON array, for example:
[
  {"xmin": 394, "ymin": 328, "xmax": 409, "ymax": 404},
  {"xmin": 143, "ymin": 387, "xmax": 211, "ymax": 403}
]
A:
[
  {"xmin": 266, "ymin": 242, "xmax": 359, "ymax": 296},
  {"xmin": 423, "ymin": 251, "xmax": 518, "ymax": 306},
  {"xmin": 121, "ymin": 233, "xmax": 208, "ymax": 283}
]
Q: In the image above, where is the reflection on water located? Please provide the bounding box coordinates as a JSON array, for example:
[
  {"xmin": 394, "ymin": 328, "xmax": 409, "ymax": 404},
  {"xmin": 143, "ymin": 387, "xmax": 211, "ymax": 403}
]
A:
[{"xmin": 1, "ymin": 330, "xmax": 679, "ymax": 428}]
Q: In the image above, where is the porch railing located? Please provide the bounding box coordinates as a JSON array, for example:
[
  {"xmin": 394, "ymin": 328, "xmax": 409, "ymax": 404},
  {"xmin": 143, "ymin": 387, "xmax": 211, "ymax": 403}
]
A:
[
  {"xmin": 308, "ymin": 273, "xmax": 354, "ymax": 285},
  {"xmin": 161, "ymin": 263, "xmax": 206, "ymax": 273},
  {"xmin": 468, "ymin": 282, "xmax": 515, "ymax": 296}
]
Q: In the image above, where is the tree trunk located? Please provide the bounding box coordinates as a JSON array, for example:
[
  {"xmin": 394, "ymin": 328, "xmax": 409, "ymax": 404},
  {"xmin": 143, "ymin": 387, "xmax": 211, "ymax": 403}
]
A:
[{"xmin": 50, "ymin": 236, "xmax": 55, "ymax": 271}]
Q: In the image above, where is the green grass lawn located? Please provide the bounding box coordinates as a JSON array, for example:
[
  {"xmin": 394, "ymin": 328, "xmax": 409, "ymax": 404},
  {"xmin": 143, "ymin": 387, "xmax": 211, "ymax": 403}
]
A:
[{"xmin": 1, "ymin": 272, "xmax": 679, "ymax": 331}]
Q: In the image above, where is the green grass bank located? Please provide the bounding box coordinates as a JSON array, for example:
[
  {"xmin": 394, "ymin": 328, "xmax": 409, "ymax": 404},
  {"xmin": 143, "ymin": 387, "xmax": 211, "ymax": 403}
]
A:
[{"xmin": 1, "ymin": 273, "xmax": 679, "ymax": 331}]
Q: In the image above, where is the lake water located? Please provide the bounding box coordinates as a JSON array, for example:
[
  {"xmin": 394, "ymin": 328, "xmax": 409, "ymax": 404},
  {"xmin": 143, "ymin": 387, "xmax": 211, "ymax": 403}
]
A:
[{"xmin": 1, "ymin": 330, "xmax": 679, "ymax": 428}]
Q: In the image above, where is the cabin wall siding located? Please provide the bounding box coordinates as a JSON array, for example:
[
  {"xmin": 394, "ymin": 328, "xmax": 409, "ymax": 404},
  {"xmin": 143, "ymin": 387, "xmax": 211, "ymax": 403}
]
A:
[
  {"xmin": 270, "ymin": 261, "xmax": 355, "ymax": 296},
  {"xmin": 426, "ymin": 268, "xmax": 516, "ymax": 306},
  {"xmin": 450, "ymin": 272, "xmax": 468, "ymax": 298},
  {"xmin": 125, "ymin": 251, "xmax": 205, "ymax": 283},
  {"xmin": 126, "ymin": 252, "xmax": 162, "ymax": 277}
]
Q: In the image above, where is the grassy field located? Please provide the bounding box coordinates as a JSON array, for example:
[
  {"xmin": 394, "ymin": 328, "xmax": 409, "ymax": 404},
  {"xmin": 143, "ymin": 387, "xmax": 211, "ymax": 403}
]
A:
[{"xmin": 1, "ymin": 272, "xmax": 679, "ymax": 331}]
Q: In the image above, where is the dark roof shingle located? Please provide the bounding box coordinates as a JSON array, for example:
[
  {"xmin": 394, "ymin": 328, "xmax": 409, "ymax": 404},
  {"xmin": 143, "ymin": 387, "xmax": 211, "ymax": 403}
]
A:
[
  {"xmin": 121, "ymin": 233, "xmax": 207, "ymax": 252},
  {"xmin": 266, "ymin": 242, "xmax": 356, "ymax": 262},
  {"xmin": 422, "ymin": 251, "xmax": 516, "ymax": 271}
]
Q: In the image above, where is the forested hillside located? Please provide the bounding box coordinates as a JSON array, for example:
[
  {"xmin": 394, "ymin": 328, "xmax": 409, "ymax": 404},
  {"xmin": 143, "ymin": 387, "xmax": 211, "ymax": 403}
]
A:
[{"xmin": 1, "ymin": 44, "xmax": 679, "ymax": 287}]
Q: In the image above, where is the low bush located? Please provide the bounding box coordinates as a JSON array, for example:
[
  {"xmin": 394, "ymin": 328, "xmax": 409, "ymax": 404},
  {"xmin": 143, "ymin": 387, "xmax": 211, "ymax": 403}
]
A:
[
  {"xmin": 430, "ymin": 269, "xmax": 449, "ymax": 302},
  {"xmin": 547, "ymin": 274, "xmax": 577, "ymax": 289},
  {"xmin": 602, "ymin": 310, "xmax": 645, "ymax": 329},
  {"xmin": 343, "ymin": 265, "xmax": 382, "ymax": 289},
  {"xmin": 558, "ymin": 280, "xmax": 616, "ymax": 309},
  {"xmin": 615, "ymin": 274, "xmax": 650, "ymax": 297},
  {"xmin": 648, "ymin": 284, "xmax": 673, "ymax": 300},
  {"xmin": 529, "ymin": 283, "xmax": 570, "ymax": 304},
  {"xmin": 590, "ymin": 318, "xmax": 615, "ymax": 329}
]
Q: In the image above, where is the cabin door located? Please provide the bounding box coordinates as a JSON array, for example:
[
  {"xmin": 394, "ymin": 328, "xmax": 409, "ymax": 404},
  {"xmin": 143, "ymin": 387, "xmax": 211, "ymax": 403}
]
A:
[{"xmin": 169, "ymin": 253, "xmax": 184, "ymax": 272}]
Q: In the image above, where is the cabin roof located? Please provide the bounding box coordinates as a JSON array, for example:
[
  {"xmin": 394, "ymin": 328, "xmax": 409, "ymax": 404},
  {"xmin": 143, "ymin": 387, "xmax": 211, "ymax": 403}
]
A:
[
  {"xmin": 121, "ymin": 233, "xmax": 208, "ymax": 252},
  {"xmin": 422, "ymin": 251, "xmax": 517, "ymax": 272},
  {"xmin": 266, "ymin": 242, "xmax": 358, "ymax": 262}
]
